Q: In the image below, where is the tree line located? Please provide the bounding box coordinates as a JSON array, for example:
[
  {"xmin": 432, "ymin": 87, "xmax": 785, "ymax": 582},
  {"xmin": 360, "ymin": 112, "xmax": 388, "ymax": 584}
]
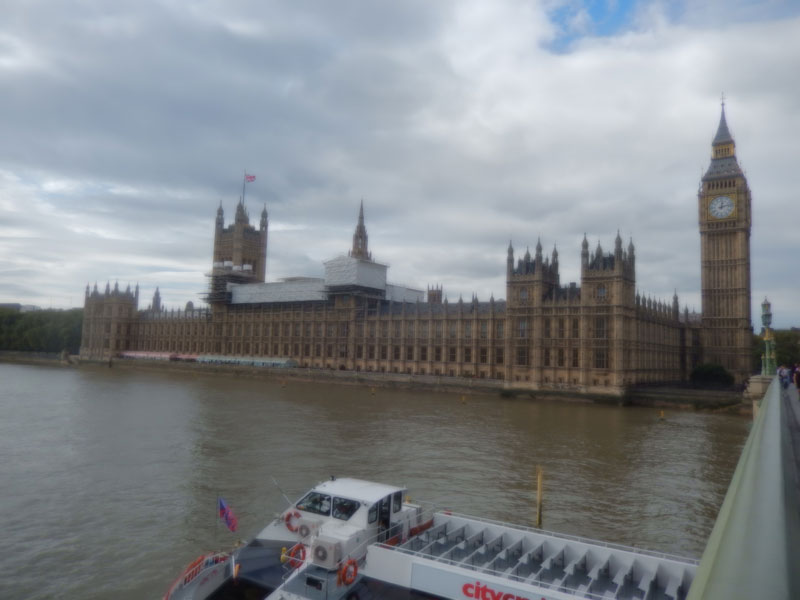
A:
[
  {"xmin": 752, "ymin": 329, "xmax": 800, "ymax": 371},
  {"xmin": 0, "ymin": 308, "xmax": 83, "ymax": 355}
]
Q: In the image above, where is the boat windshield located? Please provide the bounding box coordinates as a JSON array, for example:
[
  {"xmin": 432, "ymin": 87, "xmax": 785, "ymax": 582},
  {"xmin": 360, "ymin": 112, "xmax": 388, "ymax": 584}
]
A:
[
  {"xmin": 296, "ymin": 492, "xmax": 331, "ymax": 516},
  {"xmin": 332, "ymin": 497, "xmax": 360, "ymax": 521}
]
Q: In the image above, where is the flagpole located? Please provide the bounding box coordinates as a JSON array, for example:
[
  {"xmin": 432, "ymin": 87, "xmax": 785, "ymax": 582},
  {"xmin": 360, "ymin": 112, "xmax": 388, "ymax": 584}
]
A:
[{"xmin": 242, "ymin": 170, "xmax": 246, "ymax": 206}]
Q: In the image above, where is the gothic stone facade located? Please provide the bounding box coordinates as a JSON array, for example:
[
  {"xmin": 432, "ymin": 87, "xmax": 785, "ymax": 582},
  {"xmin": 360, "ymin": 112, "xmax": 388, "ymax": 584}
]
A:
[{"xmin": 81, "ymin": 108, "xmax": 752, "ymax": 391}]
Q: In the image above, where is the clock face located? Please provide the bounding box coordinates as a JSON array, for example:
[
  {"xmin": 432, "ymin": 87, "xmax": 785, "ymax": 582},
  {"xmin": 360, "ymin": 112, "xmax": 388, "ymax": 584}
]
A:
[{"xmin": 709, "ymin": 195, "xmax": 735, "ymax": 219}]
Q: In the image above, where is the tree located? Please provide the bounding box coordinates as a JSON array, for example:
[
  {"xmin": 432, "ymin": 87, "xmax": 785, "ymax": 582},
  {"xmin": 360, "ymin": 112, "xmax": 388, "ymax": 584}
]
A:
[
  {"xmin": 0, "ymin": 308, "xmax": 83, "ymax": 354},
  {"xmin": 690, "ymin": 363, "xmax": 734, "ymax": 387},
  {"xmin": 774, "ymin": 329, "xmax": 800, "ymax": 367}
]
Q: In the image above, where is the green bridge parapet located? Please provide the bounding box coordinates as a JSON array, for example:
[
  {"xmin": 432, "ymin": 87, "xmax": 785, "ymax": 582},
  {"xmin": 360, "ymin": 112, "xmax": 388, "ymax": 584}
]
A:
[{"xmin": 688, "ymin": 379, "xmax": 800, "ymax": 599}]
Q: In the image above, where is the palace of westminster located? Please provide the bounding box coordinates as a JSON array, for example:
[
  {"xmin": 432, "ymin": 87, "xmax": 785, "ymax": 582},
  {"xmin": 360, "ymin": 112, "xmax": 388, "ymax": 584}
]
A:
[{"xmin": 80, "ymin": 106, "xmax": 753, "ymax": 393}]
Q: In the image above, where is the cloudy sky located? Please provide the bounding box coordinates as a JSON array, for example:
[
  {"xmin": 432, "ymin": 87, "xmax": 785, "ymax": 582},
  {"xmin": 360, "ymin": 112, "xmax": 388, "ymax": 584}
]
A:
[{"xmin": 1, "ymin": 0, "xmax": 798, "ymax": 328}]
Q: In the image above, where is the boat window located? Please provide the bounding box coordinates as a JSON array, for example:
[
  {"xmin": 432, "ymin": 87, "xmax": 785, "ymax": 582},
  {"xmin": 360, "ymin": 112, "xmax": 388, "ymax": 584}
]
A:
[
  {"xmin": 392, "ymin": 491, "xmax": 403, "ymax": 513},
  {"xmin": 332, "ymin": 497, "xmax": 361, "ymax": 521},
  {"xmin": 296, "ymin": 492, "xmax": 331, "ymax": 516},
  {"xmin": 368, "ymin": 503, "xmax": 378, "ymax": 524}
]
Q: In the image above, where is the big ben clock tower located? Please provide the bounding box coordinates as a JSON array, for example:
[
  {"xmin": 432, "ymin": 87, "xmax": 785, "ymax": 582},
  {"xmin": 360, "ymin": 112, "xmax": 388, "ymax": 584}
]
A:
[{"xmin": 699, "ymin": 101, "xmax": 752, "ymax": 383}]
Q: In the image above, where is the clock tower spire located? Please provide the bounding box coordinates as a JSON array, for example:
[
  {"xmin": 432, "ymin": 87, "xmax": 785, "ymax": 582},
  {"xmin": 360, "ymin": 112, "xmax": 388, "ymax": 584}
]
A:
[{"xmin": 698, "ymin": 100, "xmax": 752, "ymax": 383}]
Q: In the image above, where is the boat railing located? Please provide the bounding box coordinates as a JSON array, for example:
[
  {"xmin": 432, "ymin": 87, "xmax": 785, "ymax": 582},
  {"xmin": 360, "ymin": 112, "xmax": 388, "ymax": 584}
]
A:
[
  {"xmin": 164, "ymin": 551, "xmax": 230, "ymax": 600},
  {"xmin": 340, "ymin": 501, "xmax": 440, "ymax": 566}
]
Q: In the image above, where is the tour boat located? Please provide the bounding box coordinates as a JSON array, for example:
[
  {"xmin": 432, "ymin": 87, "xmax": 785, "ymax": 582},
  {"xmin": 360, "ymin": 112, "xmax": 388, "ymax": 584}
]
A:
[{"xmin": 164, "ymin": 477, "xmax": 698, "ymax": 600}]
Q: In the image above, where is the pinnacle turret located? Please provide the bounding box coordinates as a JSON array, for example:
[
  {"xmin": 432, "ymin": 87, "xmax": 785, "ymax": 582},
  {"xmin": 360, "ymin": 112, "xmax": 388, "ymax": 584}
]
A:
[{"xmin": 581, "ymin": 234, "xmax": 589, "ymax": 268}]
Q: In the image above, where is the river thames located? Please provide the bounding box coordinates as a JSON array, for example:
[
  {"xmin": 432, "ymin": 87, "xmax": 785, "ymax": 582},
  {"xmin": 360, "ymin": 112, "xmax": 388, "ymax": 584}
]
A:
[{"xmin": 0, "ymin": 362, "xmax": 749, "ymax": 599}]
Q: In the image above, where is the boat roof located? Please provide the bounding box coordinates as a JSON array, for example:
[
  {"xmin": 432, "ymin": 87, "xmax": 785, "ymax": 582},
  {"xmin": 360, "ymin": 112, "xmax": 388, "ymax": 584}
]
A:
[{"xmin": 310, "ymin": 478, "xmax": 404, "ymax": 504}]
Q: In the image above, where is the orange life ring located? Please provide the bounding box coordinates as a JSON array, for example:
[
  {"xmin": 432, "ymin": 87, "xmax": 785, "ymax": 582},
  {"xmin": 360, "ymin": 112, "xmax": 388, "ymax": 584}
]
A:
[
  {"xmin": 339, "ymin": 558, "xmax": 358, "ymax": 585},
  {"xmin": 285, "ymin": 510, "xmax": 301, "ymax": 532},
  {"xmin": 287, "ymin": 543, "xmax": 306, "ymax": 569}
]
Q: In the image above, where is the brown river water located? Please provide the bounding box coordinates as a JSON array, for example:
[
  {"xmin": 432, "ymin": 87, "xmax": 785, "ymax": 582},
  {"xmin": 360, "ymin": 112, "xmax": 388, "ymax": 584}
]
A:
[{"xmin": 0, "ymin": 362, "xmax": 750, "ymax": 599}]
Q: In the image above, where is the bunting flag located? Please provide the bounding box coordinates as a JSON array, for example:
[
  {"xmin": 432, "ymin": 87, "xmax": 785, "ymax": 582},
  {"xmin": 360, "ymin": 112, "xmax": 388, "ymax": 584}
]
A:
[
  {"xmin": 218, "ymin": 497, "xmax": 238, "ymax": 532},
  {"xmin": 244, "ymin": 173, "xmax": 256, "ymax": 183}
]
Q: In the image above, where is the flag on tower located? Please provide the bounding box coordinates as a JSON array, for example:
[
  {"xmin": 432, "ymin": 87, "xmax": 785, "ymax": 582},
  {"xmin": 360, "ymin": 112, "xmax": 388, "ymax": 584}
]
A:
[
  {"xmin": 218, "ymin": 497, "xmax": 238, "ymax": 532},
  {"xmin": 245, "ymin": 173, "xmax": 256, "ymax": 183}
]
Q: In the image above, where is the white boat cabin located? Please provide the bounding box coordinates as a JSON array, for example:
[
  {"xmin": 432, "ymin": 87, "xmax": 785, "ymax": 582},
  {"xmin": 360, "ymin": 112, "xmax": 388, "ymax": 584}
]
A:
[{"xmin": 256, "ymin": 477, "xmax": 432, "ymax": 569}]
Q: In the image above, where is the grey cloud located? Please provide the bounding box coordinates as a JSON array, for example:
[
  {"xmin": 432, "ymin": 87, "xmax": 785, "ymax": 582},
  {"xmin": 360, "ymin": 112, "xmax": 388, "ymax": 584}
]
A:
[{"xmin": 0, "ymin": 2, "xmax": 798, "ymax": 327}]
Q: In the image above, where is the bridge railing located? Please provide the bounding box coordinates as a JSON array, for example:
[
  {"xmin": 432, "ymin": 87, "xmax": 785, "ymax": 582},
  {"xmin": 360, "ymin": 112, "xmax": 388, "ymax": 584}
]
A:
[{"xmin": 688, "ymin": 378, "xmax": 800, "ymax": 599}]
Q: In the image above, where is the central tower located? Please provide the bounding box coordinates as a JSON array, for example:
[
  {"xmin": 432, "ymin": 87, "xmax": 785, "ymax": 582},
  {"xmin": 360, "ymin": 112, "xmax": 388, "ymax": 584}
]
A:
[{"xmin": 698, "ymin": 102, "xmax": 752, "ymax": 383}]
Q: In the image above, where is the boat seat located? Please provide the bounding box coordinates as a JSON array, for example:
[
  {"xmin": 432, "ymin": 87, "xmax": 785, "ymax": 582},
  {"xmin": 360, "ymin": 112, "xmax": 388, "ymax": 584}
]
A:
[
  {"xmin": 611, "ymin": 562, "xmax": 633, "ymax": 588},
  {"xmin": 637, "ymin": 571, "xmax": 655, "ymax": 597},
  {"xmin": 587, "ymin": 556, "xmax": 610, "ymax": 581},
  {"xmin": 664, "ymin": 574, "xmax": 683, "ymax": 599}
]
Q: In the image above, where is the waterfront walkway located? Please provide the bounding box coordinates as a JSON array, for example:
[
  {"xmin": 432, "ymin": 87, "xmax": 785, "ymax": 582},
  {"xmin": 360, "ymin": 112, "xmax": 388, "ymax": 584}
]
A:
[{"xmin": 688, "ymin": 379, "xmax": 800, "ymax": 600}]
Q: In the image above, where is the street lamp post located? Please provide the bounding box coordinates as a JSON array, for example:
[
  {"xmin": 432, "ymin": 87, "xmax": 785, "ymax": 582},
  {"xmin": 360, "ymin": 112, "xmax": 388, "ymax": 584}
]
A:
[{"xmin": 761, "ymin": 297, "xmax": 776, "ymax": 376}]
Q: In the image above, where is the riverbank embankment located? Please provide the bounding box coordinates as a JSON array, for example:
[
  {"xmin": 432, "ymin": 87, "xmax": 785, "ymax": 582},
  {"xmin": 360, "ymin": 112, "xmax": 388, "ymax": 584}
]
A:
[{"xmin": 1, "ymin": 351, "xmax": 749, "ymax": 414}]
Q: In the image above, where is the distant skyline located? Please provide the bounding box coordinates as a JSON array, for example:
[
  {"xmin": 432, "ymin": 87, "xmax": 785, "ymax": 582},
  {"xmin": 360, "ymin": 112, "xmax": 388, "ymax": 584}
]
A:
[{"xmin": 1, "ymin": 1, "xmax": 799, "ymax": 328}]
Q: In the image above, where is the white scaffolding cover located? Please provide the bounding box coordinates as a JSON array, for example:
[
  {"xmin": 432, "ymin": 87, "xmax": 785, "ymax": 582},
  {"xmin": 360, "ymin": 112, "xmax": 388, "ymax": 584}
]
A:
[
  {"xmin": 323, "ymin": 255, "xmax": 387, "ymax": 290},
  {"xmin": 230, "ymin": 279, "xmax": 326, "ymax": 304}
]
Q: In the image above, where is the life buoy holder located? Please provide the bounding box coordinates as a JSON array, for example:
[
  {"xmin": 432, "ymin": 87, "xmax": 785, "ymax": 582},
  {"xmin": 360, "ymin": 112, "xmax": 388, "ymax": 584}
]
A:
[
  {"xmin": 287, "ymin": 543, "xmax": 306, "ymax": 569},
  {"xmin": 285, "ymin": 510, "xmax": 301, "ymax": 532},
  {"xmin": 339, "ymin": 558, "xmax": 358, "ymax": 585}
]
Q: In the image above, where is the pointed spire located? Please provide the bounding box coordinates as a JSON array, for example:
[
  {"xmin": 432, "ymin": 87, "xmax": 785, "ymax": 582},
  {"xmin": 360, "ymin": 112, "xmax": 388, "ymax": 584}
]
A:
[
  {"xmin": 350, "ymin": 201, "xmax": 371, "ymax": 260},
  {"xmin": 713, "ymin": 97, "xmax": 734, "ymax": 146},
  {"xmin": 535, "ymin": 237, "xmax": 543, "ymax": 259}
]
